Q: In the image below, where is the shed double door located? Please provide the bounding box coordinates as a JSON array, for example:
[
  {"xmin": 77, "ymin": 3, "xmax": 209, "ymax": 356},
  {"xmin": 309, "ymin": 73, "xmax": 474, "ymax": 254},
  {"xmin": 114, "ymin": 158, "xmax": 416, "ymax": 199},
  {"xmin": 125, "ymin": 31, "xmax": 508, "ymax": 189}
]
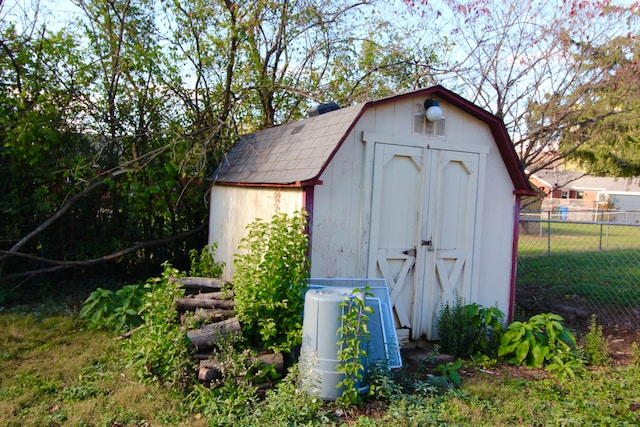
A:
[{"xmin": 368, "ymin": 142, "xmax": 480, "ymax": 340}]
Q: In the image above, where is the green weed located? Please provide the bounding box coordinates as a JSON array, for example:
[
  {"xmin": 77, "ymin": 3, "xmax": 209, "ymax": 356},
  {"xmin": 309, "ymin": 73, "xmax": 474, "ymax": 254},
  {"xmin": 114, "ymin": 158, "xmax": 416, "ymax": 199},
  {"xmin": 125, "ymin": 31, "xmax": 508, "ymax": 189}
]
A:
[
  {"xmin": 584, "ymin": 315, "xmax": 610, "ymax": 366},
  {"xmin": 436, "ymin": 298, "xmax": 504, "ymax": 358}
]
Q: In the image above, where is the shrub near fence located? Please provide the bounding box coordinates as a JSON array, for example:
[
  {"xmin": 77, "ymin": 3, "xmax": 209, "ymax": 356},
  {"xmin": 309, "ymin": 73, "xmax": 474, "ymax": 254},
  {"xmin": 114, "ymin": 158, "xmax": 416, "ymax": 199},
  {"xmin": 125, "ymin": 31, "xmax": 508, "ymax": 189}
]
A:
[{"xmin": 517, "ymin": 212, "xmax": 640, "ymax": 329}]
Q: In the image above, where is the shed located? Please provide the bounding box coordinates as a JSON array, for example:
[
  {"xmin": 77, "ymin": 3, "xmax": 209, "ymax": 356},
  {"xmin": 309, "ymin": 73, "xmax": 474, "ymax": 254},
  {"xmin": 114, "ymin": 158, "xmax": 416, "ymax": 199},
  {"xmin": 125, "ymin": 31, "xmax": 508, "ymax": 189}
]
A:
[{"xmin": 207, "ymin": 85, "xmax": 532, "ymax": 343}]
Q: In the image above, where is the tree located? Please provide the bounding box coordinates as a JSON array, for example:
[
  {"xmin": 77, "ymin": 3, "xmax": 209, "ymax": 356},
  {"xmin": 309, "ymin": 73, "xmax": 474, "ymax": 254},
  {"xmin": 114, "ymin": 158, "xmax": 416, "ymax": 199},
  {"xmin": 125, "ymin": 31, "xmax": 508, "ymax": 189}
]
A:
[
  {"xmin": 404, "ymin": 0, "xmax": 640, "ymax": 175},
  {"xmin": 0, "ymin": 0, "xmax": 445, "ymax": 290},
  {"xmin": 556, "ymin": 32, "xmax": 640, "ymax": 176},
  {"xmin": 0, "ymin": 0, "xmax": 207, "ymax": 288}
]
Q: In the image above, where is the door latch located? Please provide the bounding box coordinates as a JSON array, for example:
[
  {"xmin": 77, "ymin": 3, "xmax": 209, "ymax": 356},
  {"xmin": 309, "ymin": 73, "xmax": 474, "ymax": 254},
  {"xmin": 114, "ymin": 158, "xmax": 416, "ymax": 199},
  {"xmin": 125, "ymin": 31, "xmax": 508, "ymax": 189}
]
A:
[
  {"xmin": 402, "ymin": 248, "xmax": 416, "ymax": 257},
  {"xmin": 422, "ymin": 239, "xmax": 435, "ymax": 251}
]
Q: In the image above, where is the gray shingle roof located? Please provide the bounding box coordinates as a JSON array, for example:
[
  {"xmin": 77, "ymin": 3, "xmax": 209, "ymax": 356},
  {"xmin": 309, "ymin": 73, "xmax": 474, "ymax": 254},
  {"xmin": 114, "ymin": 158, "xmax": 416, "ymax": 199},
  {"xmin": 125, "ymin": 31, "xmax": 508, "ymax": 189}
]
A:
[
  {"xmin": 206, "ymin": 85, "xmax": 531, "ymax": 193},
  {"xmin": 208, "ymin": 103, "xmax": 366, "ymax": 185}
]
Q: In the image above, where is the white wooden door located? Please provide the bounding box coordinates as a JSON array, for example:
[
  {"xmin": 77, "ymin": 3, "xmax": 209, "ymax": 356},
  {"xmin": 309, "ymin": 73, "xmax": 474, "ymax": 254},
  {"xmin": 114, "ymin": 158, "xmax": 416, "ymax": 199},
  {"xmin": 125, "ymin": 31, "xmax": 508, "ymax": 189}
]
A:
[
  {"xmin": 416, "ymin": 150, "xmax": 479, "ymax": 339},
  {"xmin": 368, "ymin": 143, "xmax": 423, "ymax": 331},
  {"xmin": 368, "ymin": 143, "xmax": 480, "ymax": 340}
]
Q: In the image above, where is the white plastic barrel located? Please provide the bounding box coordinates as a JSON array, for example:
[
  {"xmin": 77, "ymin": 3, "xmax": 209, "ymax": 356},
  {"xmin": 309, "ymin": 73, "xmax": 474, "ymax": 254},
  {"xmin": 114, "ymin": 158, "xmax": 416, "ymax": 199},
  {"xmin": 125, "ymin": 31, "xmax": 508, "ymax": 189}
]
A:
[{"xmin": 299, "ymin": 287, "xmax": 367, "ymax": 400}]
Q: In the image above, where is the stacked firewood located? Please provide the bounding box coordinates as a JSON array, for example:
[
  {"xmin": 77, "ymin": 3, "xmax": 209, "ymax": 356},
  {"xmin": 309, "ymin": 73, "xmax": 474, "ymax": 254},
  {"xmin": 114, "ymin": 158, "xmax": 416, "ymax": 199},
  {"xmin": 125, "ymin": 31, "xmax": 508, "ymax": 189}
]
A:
[{"xmin": 170, "ymin": 277, "xmax": 284, "ymax": 386}]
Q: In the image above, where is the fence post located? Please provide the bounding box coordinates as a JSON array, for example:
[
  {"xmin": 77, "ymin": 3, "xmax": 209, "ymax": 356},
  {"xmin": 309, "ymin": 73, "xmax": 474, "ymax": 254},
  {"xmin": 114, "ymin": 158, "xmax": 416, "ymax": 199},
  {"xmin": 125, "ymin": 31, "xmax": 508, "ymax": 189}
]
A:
[
  {"xmin": 547, "ymin": 210, "xmax": 551, "ymax": 256},
  {"xmin": 599, "ymin": 209, "xmax": 604, "ymax": 251}
]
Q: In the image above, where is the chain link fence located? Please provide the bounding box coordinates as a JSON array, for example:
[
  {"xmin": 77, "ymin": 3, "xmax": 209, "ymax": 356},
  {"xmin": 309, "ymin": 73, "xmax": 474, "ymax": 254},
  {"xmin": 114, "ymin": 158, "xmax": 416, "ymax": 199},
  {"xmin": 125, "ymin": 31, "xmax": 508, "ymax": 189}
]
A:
[{"xmin": 517, "ymin": 210, "xmax": 640, "ymax": 330}]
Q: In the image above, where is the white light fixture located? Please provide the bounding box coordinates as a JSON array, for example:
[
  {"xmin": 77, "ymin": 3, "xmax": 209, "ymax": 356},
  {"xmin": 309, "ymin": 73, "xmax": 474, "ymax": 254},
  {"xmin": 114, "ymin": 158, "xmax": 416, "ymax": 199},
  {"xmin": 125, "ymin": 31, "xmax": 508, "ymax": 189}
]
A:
[{"xmin": 424, "ymin": 99, "xmax": 443, "ymax": 122}]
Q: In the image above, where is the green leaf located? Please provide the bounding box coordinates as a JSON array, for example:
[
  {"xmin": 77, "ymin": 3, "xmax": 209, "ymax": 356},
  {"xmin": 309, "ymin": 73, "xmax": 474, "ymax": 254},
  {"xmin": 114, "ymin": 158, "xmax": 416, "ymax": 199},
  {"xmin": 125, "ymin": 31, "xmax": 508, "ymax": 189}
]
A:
[
  {"xmin": 531, "ymin": 344, "xmax": 548, "ymax": 368},
  {"xmin": 515, "ymin": 340, "xmax": 530, "ymax": 364}
]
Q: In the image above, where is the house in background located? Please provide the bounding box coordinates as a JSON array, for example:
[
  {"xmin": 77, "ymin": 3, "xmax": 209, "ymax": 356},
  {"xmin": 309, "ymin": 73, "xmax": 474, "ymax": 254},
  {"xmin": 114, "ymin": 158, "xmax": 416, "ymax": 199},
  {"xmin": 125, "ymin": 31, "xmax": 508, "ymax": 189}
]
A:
[
  {"xmin": 528, "ymin": 169, "xmax": 640, "ymax": 223},
  {"xmin": 206, "ymin": 86, "xmax": 532, "ymax": 343}
]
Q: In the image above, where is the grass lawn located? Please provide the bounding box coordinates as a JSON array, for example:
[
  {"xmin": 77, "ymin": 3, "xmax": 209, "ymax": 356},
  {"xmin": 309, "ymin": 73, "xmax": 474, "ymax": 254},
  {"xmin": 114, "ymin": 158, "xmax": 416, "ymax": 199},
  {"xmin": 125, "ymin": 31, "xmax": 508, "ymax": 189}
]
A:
[
  {"xmin": 1, "ymin": 305, "xmax": 640, "ymax": 426},
  {"xmin": 0, "ymin": 307, "xmax": 206, "ymax": 427},
  {"xmin": 519, "ymin": 221, "xmax": 640, "ymax": 256}
]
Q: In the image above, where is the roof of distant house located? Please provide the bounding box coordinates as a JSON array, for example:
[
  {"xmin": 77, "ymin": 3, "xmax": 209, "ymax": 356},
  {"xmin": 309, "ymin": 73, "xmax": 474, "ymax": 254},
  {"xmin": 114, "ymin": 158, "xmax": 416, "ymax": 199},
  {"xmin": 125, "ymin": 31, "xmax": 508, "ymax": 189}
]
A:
[{"xmin": 531, "ymin": 169, "xmax": 640, "ymax": 193}]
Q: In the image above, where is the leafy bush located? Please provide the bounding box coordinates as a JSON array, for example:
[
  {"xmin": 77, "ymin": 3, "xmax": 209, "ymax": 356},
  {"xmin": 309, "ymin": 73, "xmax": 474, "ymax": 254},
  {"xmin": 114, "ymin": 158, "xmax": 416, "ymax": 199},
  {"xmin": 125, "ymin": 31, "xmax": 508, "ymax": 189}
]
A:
[
  {"xmin": 435, "ymin": 297, "xmax": 504, "ymax": 358},
  {"xmin": 233, "ymin": 211, "xmax": 310, "ymax": 353},
  {"xmin": 188, "ymin": 243, "xmax": 225, "ymax": 277},
  {"xmin": 79, "ymin": 284, "xmax": 146, "ymax": 332},
  {"xmin": 124, "ymin": 262, "xmax": 193, "ymax": 388},
  {"xmin": 498, "ymin": 312, "xmax": 578, "ymax": 369},
  {"xmin": 584, "ymin": 315, "xmax": 610, "ymax": 366}
]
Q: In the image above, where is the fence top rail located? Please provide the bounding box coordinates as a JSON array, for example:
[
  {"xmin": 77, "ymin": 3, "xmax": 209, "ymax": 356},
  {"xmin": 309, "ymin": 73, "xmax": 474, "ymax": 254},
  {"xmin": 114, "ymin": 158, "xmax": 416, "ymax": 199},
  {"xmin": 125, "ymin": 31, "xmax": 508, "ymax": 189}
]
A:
[{"xmin": 520, "ymin": 218, "xmax": 640, "ymax": 227}]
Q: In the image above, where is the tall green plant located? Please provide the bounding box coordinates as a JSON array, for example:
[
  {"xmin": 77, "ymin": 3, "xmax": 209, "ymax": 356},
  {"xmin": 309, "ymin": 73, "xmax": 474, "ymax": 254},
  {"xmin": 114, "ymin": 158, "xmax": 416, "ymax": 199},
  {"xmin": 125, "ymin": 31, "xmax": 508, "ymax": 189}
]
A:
[
  {"xmin": 436, "ymin": 298, "xmax": 504, "ymax": 358},
  {"xmin": 125, "ymin": 263, "xmax": 192, "ymax": 388},
  {"xmin": 336, "ymin": 287, "xmax": 374, "ymax": 407},
  {"xmin": 584, "ymin": 315, "xmax": 610, "ymax": 366},
  {"xmin": 233, "ymin": 211, "xmax": 310, "ymax": 353}
]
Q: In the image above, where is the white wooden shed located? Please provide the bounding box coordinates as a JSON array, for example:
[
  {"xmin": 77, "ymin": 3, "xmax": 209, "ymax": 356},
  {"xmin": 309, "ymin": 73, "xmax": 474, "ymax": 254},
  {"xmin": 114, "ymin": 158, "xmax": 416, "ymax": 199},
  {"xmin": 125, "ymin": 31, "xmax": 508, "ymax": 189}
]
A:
[{"xmin": 207, "ymin": 86, "xmax": 532, "ymax": 342}]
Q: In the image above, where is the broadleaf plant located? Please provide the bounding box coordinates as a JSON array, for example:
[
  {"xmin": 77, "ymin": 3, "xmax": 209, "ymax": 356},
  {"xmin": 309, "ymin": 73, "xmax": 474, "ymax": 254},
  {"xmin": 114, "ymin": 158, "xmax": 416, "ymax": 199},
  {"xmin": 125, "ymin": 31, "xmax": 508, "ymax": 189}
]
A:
[
  {"xmin": 499, "ymin": 313, "xmax": 578, "ymax": 369},
  {"xmin": 233, "ymin": 211, "xmax": 310, "ymax": 354}
]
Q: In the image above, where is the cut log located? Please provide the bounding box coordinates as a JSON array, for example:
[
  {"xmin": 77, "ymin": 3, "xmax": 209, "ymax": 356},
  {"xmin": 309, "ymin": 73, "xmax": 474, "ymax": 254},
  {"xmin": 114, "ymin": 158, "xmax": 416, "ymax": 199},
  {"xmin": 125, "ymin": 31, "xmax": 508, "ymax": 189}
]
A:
[
  {"xmin": 193, "ymin": 290, "xmax": 234, "ymax": 300},
  {"xmin": 187, "ymin": 317, "xmax": 241, "ymax": 350},
  {"xmin": 197, "ymin": 352, "xmax": 284, "ymax": 383},
  {"xmin": 176, "ymin": 297, "xmax": 235, "ymax": 312},
  {"xmin": 170, "ymin": 276, "xmax": 232, "ymax": 292},
  {"xmin": 181, "ymin": 308, "xmax": 236, "ymax": 324}
]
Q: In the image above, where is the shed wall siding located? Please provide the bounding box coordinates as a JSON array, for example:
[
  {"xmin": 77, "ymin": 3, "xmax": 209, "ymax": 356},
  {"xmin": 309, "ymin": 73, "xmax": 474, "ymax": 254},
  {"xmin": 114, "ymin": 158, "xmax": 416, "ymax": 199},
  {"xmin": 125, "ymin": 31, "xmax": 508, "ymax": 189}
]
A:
[
  {"xmin": 209, "ymin": 185, "xmax": 303, "ymax": 281},
  {"xmin": 310, "ymin": 117, "xmax": 370, "ymax": 278}
]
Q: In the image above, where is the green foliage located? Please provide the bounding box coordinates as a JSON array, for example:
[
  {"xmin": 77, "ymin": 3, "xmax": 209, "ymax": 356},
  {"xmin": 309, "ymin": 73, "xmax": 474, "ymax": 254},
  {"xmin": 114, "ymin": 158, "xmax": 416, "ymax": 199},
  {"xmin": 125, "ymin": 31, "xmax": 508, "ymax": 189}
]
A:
[
  {"xmin": 499, "ymin": 313, "xmax": 579, "ymax": 369},
  {"xmin": 249, "ymin": 364, "xmax": 331, "ymax": 426},
  {"xmin": 545, "ymin": 348, "xmax": 584, "ymax": 383},
  {"xmin": 584, "ymin": 315, "xmax": 610, "ymax": 366},
  {"xmin": 185, "ymin": 333, "xmax": 261, "ymax": 425},
  {"xmin": 436, "ymin": 298, "xmax": 505, "ymax": 358},
  {"xmin": 233, "ymin": 211, "xmax": 310, "ymax": 353},
  {"xmin": 336, "ymin": 287, "xmax": 374, "ymax": 407},
  {"xmin": 434, "ymin": 359, "xmax": 464, "ymax": 387},
  {"xmin": 4, "ymin": 306, "xmax": 640, "ymax": 426},
  {"xmin": 188, "ymin": 243, "xmax": 225, "ymax": 277},
  {"xmin": 632, "ymin": 342, "xmax": 640, "ymax": 367},
  {"xmin": 79, "ymin": 284, "xmax": 146, "ymax": 331},
  {"xmin": 366, "ymin": 359, "xmax": 402, "ymax": 401},
  {"xmin": 124, "ymin": 262, "xmax": 193, "ymax": 388}
]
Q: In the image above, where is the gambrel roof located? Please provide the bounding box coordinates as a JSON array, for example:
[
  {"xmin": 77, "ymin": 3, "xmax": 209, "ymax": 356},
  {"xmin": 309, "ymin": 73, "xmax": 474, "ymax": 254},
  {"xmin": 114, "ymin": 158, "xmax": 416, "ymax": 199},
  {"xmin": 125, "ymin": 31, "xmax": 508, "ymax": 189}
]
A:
[{"xmin": 207, "ymin": 86, "xmax": 531, "ymax": 194}]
